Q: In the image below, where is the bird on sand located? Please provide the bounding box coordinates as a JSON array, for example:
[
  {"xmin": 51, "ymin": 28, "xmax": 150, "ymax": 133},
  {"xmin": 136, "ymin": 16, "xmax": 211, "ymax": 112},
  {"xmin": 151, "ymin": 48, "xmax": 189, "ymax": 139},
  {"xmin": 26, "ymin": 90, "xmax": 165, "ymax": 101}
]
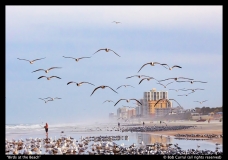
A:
[
  {"xmin": 93, "ymin": 48, "xmax": 120, "ymax": 57},
  {"xmin": 126, "ymin": 75, "xmax": 150, "ymax": 79},
  {"xmin": 17, "ymin": 57, "xmax": 46, "ymax": 64},
  {"xmin": 194, "ymin": 100, "xmax": 208, "ymax": 104},
  {"xmin": 32, "ymin": 67, "xmax": 61, "ymax": 73},
  {"xmin": 116, "ymin": 85, "xmax": 134, "ymax": 90},
  {"xmin": 157, "ymin": 82, "xmax": 174, "ymax": 88},
  {"xmin": 103, "ymin": 100, "xmax": 114, "ymax": 104},
  {"xmin": 159, "ymin": 77, "xmax": 193, "ymax": 82},
  {"xmin": 138, "ymin": 62, "xmax": 162, "ymax": 72},
  {"xmin": 90, "ymin": 85, "xmax": 118, "ymax": 96},
  {"xmin": 176, "ymin": 80, "xmax": 207, "ymax": 84},
  {"xmin": 38, "ymin": 76, "xmax": 61, "ymax": 80},
  {"xmin": 160, "ymin": 64, "xmax": 182, "ymax": 70},
  {"xmin": 67, "ymin": 81, "xmax": 95, "ymax": 86},
  {"xmin": 63, "ymin": 56, "xmax": 91, "ymax": 62},
  {"xmin": 112, "ymin": 21, "xmax": 121, "ymax": 24},
  {"xmin": 39, "ymin": 98, "xmax": 52, "ymax": 103},
  {"xmin": 114, "ymin": 99, "xmax": 142, "ymax": 106},
  {"xmin": 139, "ymin": 77, "xmax": 159, "ymax": 84}
]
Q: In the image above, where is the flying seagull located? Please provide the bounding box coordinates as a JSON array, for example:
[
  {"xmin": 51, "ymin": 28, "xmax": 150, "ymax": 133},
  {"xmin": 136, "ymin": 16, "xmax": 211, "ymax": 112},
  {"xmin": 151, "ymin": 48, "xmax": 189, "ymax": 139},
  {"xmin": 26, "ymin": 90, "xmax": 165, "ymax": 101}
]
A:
[
  {"xmin": 17, "ymin": 57, "xmax": 46, "ymax": 64},
  {"xmin": 157, "ymin": 82, "xmax": 174, "ymax": 88},
  {"xmin": 138, "ymin": 62, "xmax": 162, "ymax": 73},
  {"xmin": 67, "ymin": 81, "xmax": 95, "ymax": 86},
  {"xmin": 194, "ymin": 100, "xmax": 208, "ymax": 104},
  {"xmin": 154, "ymin": 98, "xmax": 171, "ymax": 107},
  {"xmin": 32, "ymin": 67, "xmax": 61, "ymax": 73},
  {"xmin": 139, "ymin": 77, "xmax": 159, "ymax": 84},
  {"xmin": 39, "ymin": 98, "xmax": 52, "ymax": 103},
  {"xmin": 103, "ymin": 100, "xmax": 114, "ymax": 104},
  {"xmin": 114, "ymin": 99, "xmax": 142, "ymax": 106},
  {"xmin": 63, "ymin": 56, "xmax": 91, "ymax": 62},
  {"xmin": 38, "ymin": 76, "xmax": 61, "ymax": 80},
  {"xmin": 160, "ymin": 64, "xmax": 182, "ymax": 70},
  {"xmin": 126, "ymin": 75, "xmax": 150, "ymax": 79},
  {"xmin": 181, "ymin": 88, "xmax": 205, "ymax": 92},
  {"xmin": 177, "ymin": 92, "xmax": 194, "ymax": 96},
  {"xmin": 44, "ymin": 97, "xmax": 61, "ymax": 101},
  {"xmin": 159, "ymin": 77, "xmax": 193, "ymax": 82},
  {"xmin": 176, "ymin": 80, "xmax": 207, "ymax": 84},
  {"xmin": 90, "ymin": 85, "xmax": 118, "ymax": 96},
  {"xmin": 93, "ymin": 48, "xmax": 121, "ymax": 57},
  {"xmin": 116, "ymin": 85, "xmax": 134, "ymax": 90},
  {"xmin": 169, "ymin": 88, "xmax": 186, "ymax": 92},
  {"xmin": 112, "ymin": 21, "xmax": 121, "ymax": 24}
]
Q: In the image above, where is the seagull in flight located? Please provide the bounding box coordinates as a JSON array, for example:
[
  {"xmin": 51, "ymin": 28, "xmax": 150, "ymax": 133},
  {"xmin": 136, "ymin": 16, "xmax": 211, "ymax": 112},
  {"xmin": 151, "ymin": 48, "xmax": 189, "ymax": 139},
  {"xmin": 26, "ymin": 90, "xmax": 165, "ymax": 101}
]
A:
[
  {"xmin": 138, "ymin": 62, "xmax": 162, "ymax": 73},
  {"xmin": 39, "ymin": 98, "xmax": 53, "ymax": 103},
  {"xmin": 103, "ymin": 100, "xmax": 114, "ymax": 104},
  {"xmin": 176, "ymin": 80, "xmax": 207, "ymax": 84},
  {"xmin": 160, "ymin": 64, "xmax": 182, "ymax": 70},
  {"xmin": 177, "ymin": 92, "xmax": 194, "ymax": 96},
  {"xmin": 154, "ymin": 98, "xmax": 171, "ymax": 107},
  {"xmin": 169, "ymin": 88, "xmax": 186, "ymax": 92},
  {"xmin": 116, "ymin": 85, "xmax": 134, "ymax": 90},
  {"xmin": 17, "ymin": 57, "xmax": 46, "ymax": 64},
  {"xmin": 32, "ymin": 67, "xmax": 61, "ymax": 73},
  {"xmin": 159, "ymin": 77, "xmax": 193, "ymax": 82},
  {"xmin": 63, "ymin": 56, "xmax": 91, "ymax": 62},
  {"xmin": 90, "ymin": 85, "xmax": 118, "ymax": 96},
  {"xmin": 38, "ymin": 76, "xmax": 61, "ymax": 80},
  {"xmin": 114, "ymin": 99, "xmax": 142, "ymax": 106},
  {"xmin": 44, "ymin": 97, "xmax": 61, "ymax": 101},
  {"xmin": 112, "ymin": 21, "xmax": 121, "ymax": 24},
  {"xmin": 139, "ymin": 77, "xmax": 159, "ymax": 84},
  {"xmin": 93, "ymin": 48, "xmax": 120, "ymax": 57},
  {"xmin": 67, "ymin": 81, "xmax": 95, "ymax": 86},
  {"xmin": 181, "ymin": 88, "xmax": 204, "ymax": 92},
  {"xmin": 194, "ymin": 100, "xmax": 208, "ymax": 104},
  {"xmin": 126, "ymin": 75, "xmax": 150, "ymax": 79},
  {"xmin": 157, "ymin": 82, "xmax": 174, "ymax": 88}
]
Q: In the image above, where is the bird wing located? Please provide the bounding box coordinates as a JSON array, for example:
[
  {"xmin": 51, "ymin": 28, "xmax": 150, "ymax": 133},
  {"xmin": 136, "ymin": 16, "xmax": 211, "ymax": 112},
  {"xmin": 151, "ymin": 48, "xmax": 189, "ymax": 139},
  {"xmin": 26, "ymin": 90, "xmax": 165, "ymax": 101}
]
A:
[
  {"xmin": 178, "ymin": 77, "xmax": 194, "ymax": 80},
  {"xmin": 44, "ymin": 97, "xmax": 52, "ymax": 99},
  {"xmin": 106, "ymin": 86, "xmax": 118, "ymax": 94},
  {"xmin": 159, "ymin": 78, "xmax": 174, "ymax": 82},
  {"xmin": 126, "ymin": 76, "xmax": 134, "ymax": 79},
  {"xmin": 90, "ymin": 86, "xmax": 102, "ymax": 96},
  {"xmin": 202, "ymin": 100, "xmax": 208, "ymax": 102},
  {"xmin": 116, "ymin": 85, "xmax": 123, "ymax": 90},
  {"xmin": 39, "ymin": 98, "xmax": 45, "ymax": 101},
  {"xmin": 78, "ymin": 57, "xmax": 91, "ymax": 59},
  {"xmin": 127, "ymin": 85, "xmax": 134, "ymax": 88},
  {"xmin": 114, "ymin": 99, "xmax": 126, "ymax": 106},
  {"xmin": 194, "ymin": 101, "xmax": 200, "ymax": 103},
  {"xmin": 67, "ymin": 81, "xmax": 76, "ymax": 85},
  {"xmin": 176, "ymin": 81, "xmax": 189, "ymax": 82},
  {"xmin": 81, "ymin": 82, "xmax": 95, "ymax": 86},
  {"xmin": 130, "ymin": 99, "xmax": 142, "ymax": 105},
  {"xmin": 195, "ymin": 81, "xmax": 207, "ymax": 83},
  {"xmin": 160, "ymin": 64, "xmax": 169, "ymax": 69},
  {"xmin": 94, "ymin": 49, "xmax": 105, "ymax": 54},
  {"xmin": 50, "ymin": 76, "xmax": 61, "ymax": 79},
  {"xmin": 169, "ymin": 99, "xmax": 181, "ymax": 107},
  {"xmin": 157, "ymin": 83, "xmax": 165, "ymax": 87},
  {"xmin": 137, "ymin": 63, "xmax": 150, "ymax": 73},
  {"xmin": 166, "ymin": 81, "xmax": 174, "ymax": 86},
  {"xmin": 17, "ymin": 58, "xmax": 30, "ymax": 61},
  {"xmin": 109, "ymin": 49, "xmax": 121, "ymax": 57},
  {"xmin": 32, "ymin": 57, "xmax": 46, "ymax": 61},
  {"xmin": 32, "ymin": 69, "xmax": 45, "ymax": 73},
  {"xmin": 38, "ymin": 76, "xmax": 46, "ymax": 79},
  {"xmin": 154, "ymin": 99, "xmax": 166, "ymax": 107},
  {"xmin": 48, "ymin": 67, "xmax": 62, "ymax": 70},
  {"xmin": 63, "ymin": 56, "xmax": 76, "ymax": 59},
  {"xmin": 139, "ymin": 78, "xmax": 146, "ymax": 84},
  {"xmin": 172, "ymin": 65, "xmax": 182, "ymax": 68},
  {"xmin": 55, "ymin": 97, "xmax": 61, "ymax": 99}
]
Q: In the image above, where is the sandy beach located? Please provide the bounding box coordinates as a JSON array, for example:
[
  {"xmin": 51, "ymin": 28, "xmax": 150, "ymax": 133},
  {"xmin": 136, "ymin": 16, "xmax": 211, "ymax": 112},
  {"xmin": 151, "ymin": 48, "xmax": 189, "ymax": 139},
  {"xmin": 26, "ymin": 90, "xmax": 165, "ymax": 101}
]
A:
[{"xmin": 141, "ymin": 120, "xmax": 223, "ymax": 144}]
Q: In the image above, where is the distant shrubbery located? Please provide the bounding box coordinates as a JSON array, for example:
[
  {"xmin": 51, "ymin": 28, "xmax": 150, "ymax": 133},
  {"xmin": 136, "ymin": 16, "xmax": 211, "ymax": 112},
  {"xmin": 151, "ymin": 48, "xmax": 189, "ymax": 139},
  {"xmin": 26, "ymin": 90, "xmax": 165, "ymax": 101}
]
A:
[{"xmin": 194, "ymin": 106, "xmax": 222, "ymax": 115}]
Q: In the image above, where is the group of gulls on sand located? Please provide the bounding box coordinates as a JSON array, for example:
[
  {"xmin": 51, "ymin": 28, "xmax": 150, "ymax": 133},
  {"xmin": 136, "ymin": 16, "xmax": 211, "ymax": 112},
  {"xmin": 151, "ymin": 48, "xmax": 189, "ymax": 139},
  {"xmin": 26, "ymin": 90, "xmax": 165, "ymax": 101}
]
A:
[{"xmin": 17, "ymin": 21, "xmax": 208, "ymax": 108}]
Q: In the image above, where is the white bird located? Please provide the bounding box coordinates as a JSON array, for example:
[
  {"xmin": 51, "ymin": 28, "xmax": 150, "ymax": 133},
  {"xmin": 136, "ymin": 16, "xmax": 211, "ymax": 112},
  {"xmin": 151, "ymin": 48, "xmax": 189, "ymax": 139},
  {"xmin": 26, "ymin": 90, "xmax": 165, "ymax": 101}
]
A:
[
  {"xmin": 181, "ymin": 88, "xmax": 204, "ymax": 92},
  {"xmin": 126, "ymin": 75, "xmax": 150, "ymax": 79},
  {"xmin": 39, "ymin": 98, "xmax": 52, "ymax": 103},
  {"xmin": 63, "ymin": 56, "xmax": 91, "ymax": 62},
  {"xmin": 176, "ymin": 80, "xmax": 207, "ymax": 84},
  {"xmin": 194, "ymin": 100, "xmax": 208, "ymax": 104},
  {"xmin": 169, "ymin": 88, "xmax": 186, "ymax": 92},
  {"xmin": 38, "ymin": 76, "xmax": 61, "ymax": 80},
  {"xmin": 160, "ymin": 64, "xmax": 182, "ymax": 70},
  {"xmin": 159, "ymin": 77, "xmax": 193, "ymax": 82},
  {"xmin": 114, "ymin": 99, "xmax": 142, "ymax": 106},
  {"xmin": 67, "ymin": 81, "xmax": 95, "ymax": 86},
  {"xmin": 112, "ymin": 21, "xmax": 121, "ymax": 24},
  {"xmin": 44, "ymin": 97, "xmax": 61, "ymax": 101},
  {"xmin": 139, "ymin": 77, "xmax": 159, "ymax": 84},
  {"xmin": 32, "ymin": 67, "xmax": 61, "ymax": 73},
  {"xmin": 17, "ymin": 57, "xmax": 46, "ymax": 64},
  {"xmin": 116, "ymin": 85, "xmax": 134, "ymax": 90},
  {"xmin": 90, "ymin": 85, "xmax": 118, "ymax": 96},
  {"xmin": 93, "ymin": 48, "xmax": 120, "ymax": 57},
  {"xmin": 138, "ymin": 62, "xmax": 162, "ymax": 72},
  {"xmin": 157, "ymin": 82, "xmax": 174, "ymax": 88},
  {"xmin": 103, "ymin": 100, "xmax": 114, "ymax": 104}
]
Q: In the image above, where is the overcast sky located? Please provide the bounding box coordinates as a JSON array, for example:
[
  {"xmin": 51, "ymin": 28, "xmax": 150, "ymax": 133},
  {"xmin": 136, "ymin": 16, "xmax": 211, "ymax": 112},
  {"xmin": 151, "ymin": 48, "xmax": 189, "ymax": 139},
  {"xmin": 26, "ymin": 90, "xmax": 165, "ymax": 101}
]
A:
[{"xmin": 6, "ymin": 5, "xmax": 222, "ymax": 124}]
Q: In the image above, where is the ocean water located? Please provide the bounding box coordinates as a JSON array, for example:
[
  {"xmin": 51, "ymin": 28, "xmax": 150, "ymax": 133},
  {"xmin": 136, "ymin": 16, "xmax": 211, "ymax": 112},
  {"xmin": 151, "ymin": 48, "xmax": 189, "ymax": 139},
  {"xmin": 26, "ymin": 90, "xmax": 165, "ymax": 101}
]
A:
[{"xmin": 5, "ymin": 122, "xmax": 223, "ymax": 153}]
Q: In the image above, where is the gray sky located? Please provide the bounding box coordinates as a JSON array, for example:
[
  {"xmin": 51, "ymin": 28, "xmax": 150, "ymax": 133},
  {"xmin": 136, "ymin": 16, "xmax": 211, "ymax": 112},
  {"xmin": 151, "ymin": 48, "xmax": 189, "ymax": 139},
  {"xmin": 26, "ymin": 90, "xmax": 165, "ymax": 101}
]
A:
[{"xmin": 6, "ymin": 5, "xmax": 222, "ymax": 124}]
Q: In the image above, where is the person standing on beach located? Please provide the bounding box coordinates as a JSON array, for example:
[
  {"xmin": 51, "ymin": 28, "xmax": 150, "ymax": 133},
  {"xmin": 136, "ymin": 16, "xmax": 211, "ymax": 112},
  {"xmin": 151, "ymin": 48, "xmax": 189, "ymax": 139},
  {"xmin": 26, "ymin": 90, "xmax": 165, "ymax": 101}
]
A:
[
  {"xmin": 143, "ymin": 121, "xmax": 145, "ymax": 127},
  {"xmin": 44, "ymin": 123, "xmax": 48, "ymax": 138}
]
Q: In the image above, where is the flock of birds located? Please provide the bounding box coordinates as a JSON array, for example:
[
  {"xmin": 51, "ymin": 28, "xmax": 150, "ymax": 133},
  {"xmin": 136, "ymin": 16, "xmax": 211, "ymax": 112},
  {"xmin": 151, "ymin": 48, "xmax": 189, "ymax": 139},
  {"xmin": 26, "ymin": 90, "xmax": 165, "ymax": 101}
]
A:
[{"xmin": 17, "ymin": 20, "xmax": 209, "ymax": 116}]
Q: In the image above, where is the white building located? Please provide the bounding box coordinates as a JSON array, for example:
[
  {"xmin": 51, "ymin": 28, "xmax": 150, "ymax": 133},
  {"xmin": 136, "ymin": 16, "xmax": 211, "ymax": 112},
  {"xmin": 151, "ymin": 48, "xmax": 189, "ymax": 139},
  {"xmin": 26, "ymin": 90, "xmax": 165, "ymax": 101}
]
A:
[{"xmin": 117, "ymin": 107, "xmax": 128, "ymax": 119}]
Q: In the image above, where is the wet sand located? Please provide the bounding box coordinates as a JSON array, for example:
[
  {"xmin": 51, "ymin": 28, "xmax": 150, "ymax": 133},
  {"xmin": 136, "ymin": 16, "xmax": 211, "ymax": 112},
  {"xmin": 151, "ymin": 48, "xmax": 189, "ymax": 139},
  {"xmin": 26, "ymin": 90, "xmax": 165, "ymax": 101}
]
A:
[{"xmin": 142, "ymin": 120, "xmax": 223, "ymax": 144}]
